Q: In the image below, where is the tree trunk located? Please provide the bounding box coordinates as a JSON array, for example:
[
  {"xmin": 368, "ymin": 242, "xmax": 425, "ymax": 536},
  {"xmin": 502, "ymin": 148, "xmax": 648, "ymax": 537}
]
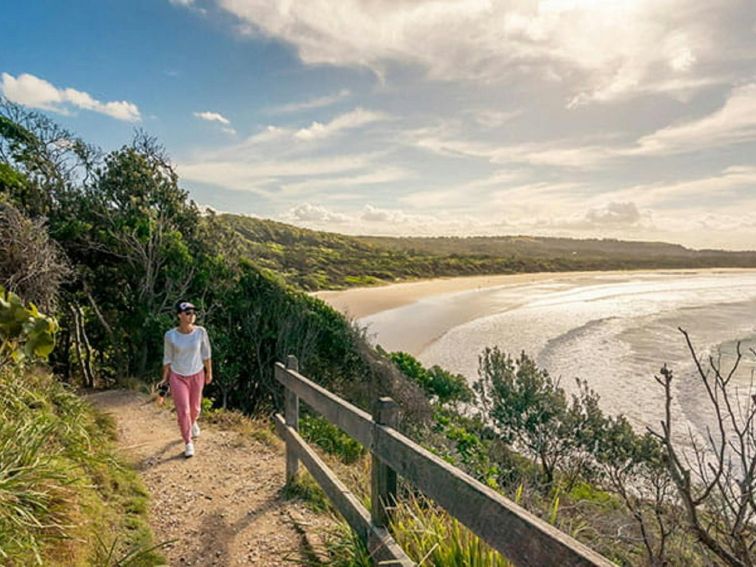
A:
[
  {"xmin": 77, "ymin": 305, "xmax": 96, "ymax": 388},
  {"xmin": 69, "ymin": 305, "xmax": 88, "ymax": 387}
]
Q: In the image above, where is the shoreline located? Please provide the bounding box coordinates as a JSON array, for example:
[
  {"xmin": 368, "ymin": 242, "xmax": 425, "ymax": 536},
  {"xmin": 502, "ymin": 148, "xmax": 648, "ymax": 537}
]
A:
[{"xmin": 313, "ymin": 267, "xmax": 756, "ymax": 319}]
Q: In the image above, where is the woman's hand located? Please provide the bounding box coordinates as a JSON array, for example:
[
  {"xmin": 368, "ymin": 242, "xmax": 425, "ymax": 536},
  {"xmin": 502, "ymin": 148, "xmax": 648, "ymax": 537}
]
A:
[
  {"xmin": 205, "ymin": 373, "xmax": 213, "ymax": 385},
  {"xmin": 156, "ymin": 380, "xmax": 168, "ymax": 406}
]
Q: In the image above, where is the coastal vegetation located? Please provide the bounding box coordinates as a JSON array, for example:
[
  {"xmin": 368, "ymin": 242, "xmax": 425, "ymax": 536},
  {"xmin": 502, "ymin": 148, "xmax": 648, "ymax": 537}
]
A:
[
  {"xmin": 2, "ymin": 97, "xmax": 755, "ymax": 565},
  {"xmin": 0, "ymin": 288, "xmax": 164, "ymax": 565},
  {"xmin": 223, "ymin": 214, "xmax": 756, "ymax": 291}
]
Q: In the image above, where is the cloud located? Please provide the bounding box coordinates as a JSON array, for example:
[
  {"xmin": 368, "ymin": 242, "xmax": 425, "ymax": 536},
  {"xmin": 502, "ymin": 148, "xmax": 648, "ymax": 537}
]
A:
[
  {"xmin": 467, "ymin": 109, "xmax": 522, "ymax": 128},
  {"xmin": 609, "ymin": 165, "xmax": 756, "ymax": 207},
  {"xmin": 412, "ymin": 127, "xmax": 614, "ymax": 169},
  {"xmin": 176, "ymin": 153, "xmax": 376, "ymax": 192},
  {"xmin": 360, "ymin": 204, "xmax": 438, "ymax": 225},
  {"xmin": 631, "ymin": 83, "xmax": 756, "ymax": 155},
  {"xmin": 288, "ymin": 203, "xmax": 349, "ymax": 223},
  {"xmin": 294, "ymin": 107, "xmax": 387, "ymax": 141},
  {"xmin": 412, "ymin": 82, "xmax": 756, "ymax": 170},
  {"xmin": 194, "ymin": 111, "xmax": 236, "ymax": 134},
  {"xmin": 216, "ymin": 0, "xmax": 735, "ymax": 104},
  {"xmin": 194, "ymin": 111, "xmax": 231, "ymax": 125},
  {"xmin": 582, "ymin": 202, "xmax": 643, "ymax": 227},
  {"xmin": 0, "ymin": 72, "xmax": 141, "ymax": 122},
  {"xmin": 269, "ymin": 89, "xmax": 351, "ymax": 114},
  {"xmin": 281, "ymin": 202, "xmax": 446, "ymax": 233},
  {"xmin": 279, "ymin": 167, "xmax": 410, "ymax": 195}
]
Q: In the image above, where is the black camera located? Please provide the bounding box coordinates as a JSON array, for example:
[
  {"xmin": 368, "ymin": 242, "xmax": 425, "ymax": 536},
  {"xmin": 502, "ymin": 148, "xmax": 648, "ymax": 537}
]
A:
[{"xmin": 158, "ymin": 383, "xmax": 169, "ymax": 397}]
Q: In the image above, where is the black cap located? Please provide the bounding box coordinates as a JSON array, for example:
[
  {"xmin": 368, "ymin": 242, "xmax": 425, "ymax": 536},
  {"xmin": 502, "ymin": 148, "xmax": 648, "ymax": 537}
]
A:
[{"xmin": 175, "ymin": 300, "xmax": 196, "ymax": 313}]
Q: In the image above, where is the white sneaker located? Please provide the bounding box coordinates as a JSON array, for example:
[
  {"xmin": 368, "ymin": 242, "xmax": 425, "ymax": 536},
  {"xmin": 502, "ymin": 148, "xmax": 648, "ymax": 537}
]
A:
[
  {"xmin": 184, "ymin": 442, "xmax": 195, "ymax": 458},
  {"xmin": 191, "ymin": 421, "xmax": 201, "ymax": 438}
]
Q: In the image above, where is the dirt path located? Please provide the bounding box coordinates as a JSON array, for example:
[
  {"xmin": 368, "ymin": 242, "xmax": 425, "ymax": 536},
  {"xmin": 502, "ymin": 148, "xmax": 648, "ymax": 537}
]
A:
[{"xmin": 89, "ymin": 390, "xmax": 332, "ymax": 566}]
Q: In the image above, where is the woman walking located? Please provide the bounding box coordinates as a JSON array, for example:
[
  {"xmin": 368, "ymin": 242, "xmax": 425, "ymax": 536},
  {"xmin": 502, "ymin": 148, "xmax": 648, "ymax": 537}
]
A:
[{"xmin": 160, "ymin": 300, "xmax": 212, "ymax": 458}]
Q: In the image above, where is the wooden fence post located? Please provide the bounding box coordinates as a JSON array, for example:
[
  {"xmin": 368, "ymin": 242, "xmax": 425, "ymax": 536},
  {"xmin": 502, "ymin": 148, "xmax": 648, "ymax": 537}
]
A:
[
  {"xmin": 371, "ymin": 397, "xmax": 399, "ymax": 528},
  {"xmin": 285, "ymin": 355, "xmax": 300, "ymax": 483}
]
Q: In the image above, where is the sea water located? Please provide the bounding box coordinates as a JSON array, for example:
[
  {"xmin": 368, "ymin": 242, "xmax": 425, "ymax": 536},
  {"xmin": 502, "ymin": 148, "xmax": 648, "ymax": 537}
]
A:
[{"xmin": 360, "ymin": 271, "xmax": 756, "ymax": 444}]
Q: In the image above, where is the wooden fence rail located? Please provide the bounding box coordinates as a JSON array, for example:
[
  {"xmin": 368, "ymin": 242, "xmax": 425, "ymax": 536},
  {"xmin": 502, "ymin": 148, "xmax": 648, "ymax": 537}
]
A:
[{"xmin": 274, "ymin": 357, "xmax": 614, "ymax": 567}]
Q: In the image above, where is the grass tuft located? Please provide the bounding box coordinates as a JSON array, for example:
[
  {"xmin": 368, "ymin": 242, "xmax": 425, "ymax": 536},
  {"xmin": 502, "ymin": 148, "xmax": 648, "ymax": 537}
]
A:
[
  {"xmin": 390, "ymin": 494, "xmax": 512, "ymax": 566},
  {"xmin": 0, "ymin": 367, "xmax": 165, "ymax": 565}
]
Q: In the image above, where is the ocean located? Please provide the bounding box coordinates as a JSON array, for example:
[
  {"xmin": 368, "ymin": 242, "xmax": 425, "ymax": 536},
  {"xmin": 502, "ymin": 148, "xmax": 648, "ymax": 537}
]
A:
[{"xmin": 359, "ymin": 270, "xmax": 756, "ymax": 444}]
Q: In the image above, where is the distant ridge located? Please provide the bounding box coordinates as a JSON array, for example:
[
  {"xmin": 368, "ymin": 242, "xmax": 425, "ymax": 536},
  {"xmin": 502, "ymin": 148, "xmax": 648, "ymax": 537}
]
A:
[{"xmin": 219, "ymin": 214, "xmax": 756, "ymax": 291}]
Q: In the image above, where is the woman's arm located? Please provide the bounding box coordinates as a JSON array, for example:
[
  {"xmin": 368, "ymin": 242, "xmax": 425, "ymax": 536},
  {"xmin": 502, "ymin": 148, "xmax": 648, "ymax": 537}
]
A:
[
  {"xmin": 201, "ymin": 328, "xmax": 212, "ymax": 384},
  {"xmin": 161, "ymin": 363, "xmax": 171, "ymax": 384},
  {"xmin": 203, "ymin": 358, "xmax": 213, "ymax": 384},
  {"xmin": 161, "ymin": 332, "xmax": 173, "ymax": 384}
]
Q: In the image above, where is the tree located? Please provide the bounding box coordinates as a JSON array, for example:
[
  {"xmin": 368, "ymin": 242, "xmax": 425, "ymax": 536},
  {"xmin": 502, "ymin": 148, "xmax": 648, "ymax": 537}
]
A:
[
  {"xmin": 74, "ymin": 133, "xmax": 203, "ymax": 376},
  {"xmin": 651, "ymin": 329, "xmax": 756, "ymax": 566},
  {"xmin": 0, "ymin": 199, "xmax": 70, "ymax": 312},
  {"xmin": 389, "ymin": 351, "xmax": 473, "ymax": 406},
  {"xmin": 593, "ymin": 414, "xmax": 680, "ymax": 566},
  {"xmin": 0, "ymin": 98, "xmax": 98, "ymax": 219},
  {"xmin": 474, "ymin": 348, "xmax": 603, "ymax": 487}
]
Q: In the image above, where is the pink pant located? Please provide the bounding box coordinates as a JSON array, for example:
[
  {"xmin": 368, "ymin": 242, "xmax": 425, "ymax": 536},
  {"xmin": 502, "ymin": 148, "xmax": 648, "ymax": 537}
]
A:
[{"xmin": 170, "ymin": 369, "xmax": 205, "ymax": 443}]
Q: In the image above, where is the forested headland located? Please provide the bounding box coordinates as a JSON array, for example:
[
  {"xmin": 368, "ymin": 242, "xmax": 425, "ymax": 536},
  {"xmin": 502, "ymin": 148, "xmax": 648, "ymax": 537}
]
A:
[
  {"xmin": 224, "ymin": 214, "xmax": 756, "ymax": 290},
  {"xmin": 2, "ymin": 98, "xmax": 756, "ymax": 566}
]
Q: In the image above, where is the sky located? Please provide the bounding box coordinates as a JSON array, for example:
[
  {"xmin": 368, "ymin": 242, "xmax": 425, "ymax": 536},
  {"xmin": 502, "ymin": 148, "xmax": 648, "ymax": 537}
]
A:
[{"xmin": 1, "ymin": 0, "xmax": 755, "ymax": 250}]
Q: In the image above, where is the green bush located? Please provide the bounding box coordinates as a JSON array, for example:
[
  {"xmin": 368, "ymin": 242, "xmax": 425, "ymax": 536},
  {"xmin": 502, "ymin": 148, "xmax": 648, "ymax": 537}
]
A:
[
  {"xmin": 0, "ymin": 286, "xmax": 58, "ymax": 366},
  {"xmin": 390, "ymin": 351, "xmax": 472, "ymax": 406},
  {"xmin": 300, "ymin": 414, "xmax": 365, "ymax": 464}
]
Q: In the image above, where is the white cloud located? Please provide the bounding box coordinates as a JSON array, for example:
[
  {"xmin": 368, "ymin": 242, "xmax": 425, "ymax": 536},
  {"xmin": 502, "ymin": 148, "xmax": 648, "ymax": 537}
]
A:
[
  {"xmin": 269, "ymin": 89, "xmax": 351, "ymax": 114},
  {"xmin": 193, "ymin": 111, "xmax": 236, "ymax": 134},
  {"xmin": 176, "ymin": 153, "xmax": 376, "ymax": 192},
  {"xmin": 582, "ymin": 202, "xmax": 643, "ymax": 227},
  {"xmin": 400, "ymin": 170, "xmax": 526, "ymax": 209},
  {"xmin": 610, "ymin": 165, "xmax": 756, "ymax": 207},
  {"xmin": 360, "ymin": 204, "xmax": 438, "ymax": 225},
  {"xmin": 1, "ymin": 72, "xmax": 141, "ymax": 122},
  {"xmin": 281, "ymin": 202, "xmax": 445, "ymax": 233},
  {"xmin": 288, "ymin": 203, "xmax": 349, "ymax": 223},
  {"xmin": 412, "ymin": 82, "xmax": 756, "ymax": 170},
  {"xmin": 631, "ymin": 83, "xmax": 756, "ymax": 155},
  {"xmin": 294, "ymin": 107, "xmax": 387, "ymax": 141},
  {"xmin": 217, "ymin": 0, "xmax": 729, "ymax": 104},
  {"xmin": 412, "ymin": 128, "xmax": 614, "ymax": 169},
  {"xmin": 194, "ymin": 111, "xmax": 231, "ymax": 125},
  {"xmin": 468, "ymin": 109, "xmax": 522, "ymax": 128},
  {"xmin": 279, "ymin": 167, "xmax": 410, "ymax": 195}
]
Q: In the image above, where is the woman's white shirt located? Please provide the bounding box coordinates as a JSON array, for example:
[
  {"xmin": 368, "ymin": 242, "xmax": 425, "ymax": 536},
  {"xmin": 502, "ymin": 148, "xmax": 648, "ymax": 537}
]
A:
[{"xmin": 163, "ymin": 326, "xmax": 211, "ymax": 376}]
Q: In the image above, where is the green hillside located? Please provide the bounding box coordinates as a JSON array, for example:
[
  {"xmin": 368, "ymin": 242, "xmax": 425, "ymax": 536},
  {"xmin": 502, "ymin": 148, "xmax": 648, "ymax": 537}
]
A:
[{"xmin": 221, "ymin": 214, "xmax": 756, "ymax": 290}]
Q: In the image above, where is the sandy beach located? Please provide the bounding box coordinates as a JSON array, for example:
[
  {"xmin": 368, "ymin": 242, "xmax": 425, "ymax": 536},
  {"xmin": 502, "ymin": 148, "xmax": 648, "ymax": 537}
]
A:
[
  {"xmin": 313, "ymin": 268, "xmax": 756, "ymax": 319},
  {"xmin": 316, "ymin": 268, "xmax": 756, "ymax": 438}
]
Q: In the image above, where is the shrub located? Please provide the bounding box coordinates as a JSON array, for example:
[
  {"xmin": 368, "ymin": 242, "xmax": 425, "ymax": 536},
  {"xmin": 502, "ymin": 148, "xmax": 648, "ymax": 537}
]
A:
[
  {"xmin": 390, "ymin": 351, "xmax": 473, "ymax": 406},
  {"xmin": 474, "ymin": 348, "xmax": 604, "ymax": 487},
  {"xmin": 300, "ymin": 414, "xmax": 366, "ymax": 464},
  {"xmin": 0, "ymin": 367, "xmax": 164, "ymax": 565}
]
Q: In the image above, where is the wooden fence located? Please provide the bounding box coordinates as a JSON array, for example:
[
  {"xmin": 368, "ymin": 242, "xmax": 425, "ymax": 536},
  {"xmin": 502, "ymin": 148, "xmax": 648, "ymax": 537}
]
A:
[{"xmin": 274, "ymin": 356, "xmax": 614, "ymax": 567}]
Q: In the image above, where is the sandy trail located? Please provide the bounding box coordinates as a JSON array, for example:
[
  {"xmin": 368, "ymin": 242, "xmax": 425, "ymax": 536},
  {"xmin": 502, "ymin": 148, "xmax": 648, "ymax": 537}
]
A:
[{"xmin": 89, "ymin": 390, "xmax": 331, "ymax": 566}]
